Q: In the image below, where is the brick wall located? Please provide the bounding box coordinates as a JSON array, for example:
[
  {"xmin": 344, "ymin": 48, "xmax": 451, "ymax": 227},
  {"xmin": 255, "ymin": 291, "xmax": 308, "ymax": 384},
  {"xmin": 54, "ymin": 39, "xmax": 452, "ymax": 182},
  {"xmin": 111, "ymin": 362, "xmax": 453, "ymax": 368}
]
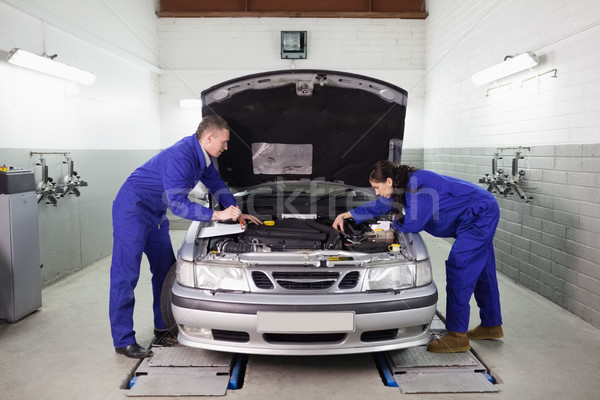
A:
[
  {"xmin": 423, "ymin": 0, "xmax": 600, "ymax": 148},
  {"xmin": 422, "ymin": 0, "xmax": 600, "ymax": 329},
  {"xmin": 158, "ymin": 17, "xmax": 427, "ymax": 149},
  {"xmin": 423, "ymin": 144, "xmax": 600, "ymax": 328}
]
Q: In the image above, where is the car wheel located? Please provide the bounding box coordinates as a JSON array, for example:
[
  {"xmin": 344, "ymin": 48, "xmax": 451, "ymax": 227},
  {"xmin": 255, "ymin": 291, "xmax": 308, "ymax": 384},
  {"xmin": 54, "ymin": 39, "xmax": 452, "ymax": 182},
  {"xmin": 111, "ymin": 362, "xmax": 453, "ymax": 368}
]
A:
[{"xmin": 160, "ymin": 263, "xmax": 179, "ymax": 336}]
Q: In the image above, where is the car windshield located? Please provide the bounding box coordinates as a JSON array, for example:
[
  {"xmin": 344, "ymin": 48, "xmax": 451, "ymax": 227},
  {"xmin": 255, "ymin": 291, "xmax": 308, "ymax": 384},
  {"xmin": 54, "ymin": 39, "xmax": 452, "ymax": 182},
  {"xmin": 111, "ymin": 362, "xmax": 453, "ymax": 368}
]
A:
[{"xmin": 233, "ymin": 180, "xmax": 376, "ymax": 220}]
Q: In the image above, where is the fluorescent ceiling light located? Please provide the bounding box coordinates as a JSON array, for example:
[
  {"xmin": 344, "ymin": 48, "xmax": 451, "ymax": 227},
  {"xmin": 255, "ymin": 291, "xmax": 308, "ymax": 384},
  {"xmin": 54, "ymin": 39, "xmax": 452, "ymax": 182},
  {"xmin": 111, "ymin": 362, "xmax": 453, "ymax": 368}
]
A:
[
  {"xmin": 179, "ymin": 99, "xmax": 202, "ymax": 109},
  {"xmin": 472, "ymin": 52, "xmax": 539, "ymax": 86},
  {"xmin": 7, "ymin": 48, "xmax": 96, "ymax": 85}
]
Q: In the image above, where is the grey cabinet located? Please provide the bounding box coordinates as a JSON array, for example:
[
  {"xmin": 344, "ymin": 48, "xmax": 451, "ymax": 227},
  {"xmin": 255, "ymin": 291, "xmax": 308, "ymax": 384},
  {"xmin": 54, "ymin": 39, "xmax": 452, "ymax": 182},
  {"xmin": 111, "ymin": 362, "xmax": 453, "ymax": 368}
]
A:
[{"xmin": 0, "ymin": 192, "xmax": 42, "ymax": 322}]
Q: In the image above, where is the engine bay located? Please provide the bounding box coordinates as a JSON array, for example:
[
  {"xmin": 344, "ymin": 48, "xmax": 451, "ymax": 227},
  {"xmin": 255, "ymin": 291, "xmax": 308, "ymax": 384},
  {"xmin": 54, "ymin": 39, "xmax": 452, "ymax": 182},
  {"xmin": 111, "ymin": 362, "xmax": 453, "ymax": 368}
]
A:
[{"xmin": 208, "ymin": 217, "xmax": 396, "ymax": 254}]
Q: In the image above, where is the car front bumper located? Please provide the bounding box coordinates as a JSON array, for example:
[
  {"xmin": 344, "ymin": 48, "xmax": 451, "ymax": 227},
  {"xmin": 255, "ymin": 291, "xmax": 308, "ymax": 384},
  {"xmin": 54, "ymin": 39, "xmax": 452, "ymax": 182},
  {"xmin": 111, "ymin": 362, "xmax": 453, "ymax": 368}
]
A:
[{"xmin": 170, "ymin": 282, "xmax": 438, "ymax": 355}]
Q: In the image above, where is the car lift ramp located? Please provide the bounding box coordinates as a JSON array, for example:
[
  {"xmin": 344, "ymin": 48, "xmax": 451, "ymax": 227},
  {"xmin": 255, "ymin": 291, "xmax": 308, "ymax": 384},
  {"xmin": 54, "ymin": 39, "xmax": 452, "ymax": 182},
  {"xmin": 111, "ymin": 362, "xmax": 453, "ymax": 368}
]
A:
[
  {"xmin": 378, "ymin": 315, "xmax": 499, "ymax": 394},
  {"xmin": 127, "ymin": 316, "xmax": 497, "ymax": 396},
  {"xmin": 127, "ymin": 346, "xmax": 242, "ymax": 397}
]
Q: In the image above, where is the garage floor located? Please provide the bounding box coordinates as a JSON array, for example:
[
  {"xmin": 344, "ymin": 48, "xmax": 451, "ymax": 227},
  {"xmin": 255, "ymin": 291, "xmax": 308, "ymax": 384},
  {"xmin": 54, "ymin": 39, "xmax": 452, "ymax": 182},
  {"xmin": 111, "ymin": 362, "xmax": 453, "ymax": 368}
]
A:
[{"xmin": 1, "ymin": 231, "xmax": 599, "ymax": 400}]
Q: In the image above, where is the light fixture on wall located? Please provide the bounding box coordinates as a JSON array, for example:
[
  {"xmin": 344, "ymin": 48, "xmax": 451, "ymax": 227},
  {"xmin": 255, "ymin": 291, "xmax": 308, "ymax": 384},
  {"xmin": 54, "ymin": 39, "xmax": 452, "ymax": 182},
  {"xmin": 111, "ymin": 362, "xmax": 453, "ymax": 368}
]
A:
[
  {"xmin": 7, "ymin": 48, "xmax": 96, "ymax": 85},
  {"xmin": 179, "ymin": 99, "xmax": 202, "ymax": 109},
  {"xmin": 472, "ymin": 52, "xmax": 539, "ymax": 86},
  {"xmin": 281, "ymin": 31, "xmax": 307, "ymax": 59}
]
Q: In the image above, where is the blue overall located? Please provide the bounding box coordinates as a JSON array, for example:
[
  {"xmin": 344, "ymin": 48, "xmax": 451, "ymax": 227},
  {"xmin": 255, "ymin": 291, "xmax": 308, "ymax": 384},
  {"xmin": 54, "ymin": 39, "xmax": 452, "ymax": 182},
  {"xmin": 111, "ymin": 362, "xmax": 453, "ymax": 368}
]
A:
[
  {"xmin": 109, "ymin": 134, "xmax": 236, "ymax": 348},
  {"xmin": 350, "ymin": 169, "xmax": 502, "ymax": 333}
]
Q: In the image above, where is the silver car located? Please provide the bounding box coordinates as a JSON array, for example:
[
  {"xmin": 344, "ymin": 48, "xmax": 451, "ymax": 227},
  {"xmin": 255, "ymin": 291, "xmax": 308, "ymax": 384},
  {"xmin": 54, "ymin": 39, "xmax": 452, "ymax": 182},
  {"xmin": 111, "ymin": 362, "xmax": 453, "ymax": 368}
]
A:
[{"xmin": 161, "ymin": 70, "xmax": 438, "ymax": 355}]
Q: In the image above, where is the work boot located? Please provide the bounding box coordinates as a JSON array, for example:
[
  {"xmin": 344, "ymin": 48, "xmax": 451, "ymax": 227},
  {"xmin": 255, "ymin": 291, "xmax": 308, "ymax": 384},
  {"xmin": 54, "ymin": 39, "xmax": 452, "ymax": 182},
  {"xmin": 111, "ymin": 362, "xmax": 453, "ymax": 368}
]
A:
[
  {"xmin": 427, "ymin": 331, "xmax": 470, "ymax": 353},
  {"xmin": 467, "ymin": 325, "xmax": 504, "ymax": 340}
]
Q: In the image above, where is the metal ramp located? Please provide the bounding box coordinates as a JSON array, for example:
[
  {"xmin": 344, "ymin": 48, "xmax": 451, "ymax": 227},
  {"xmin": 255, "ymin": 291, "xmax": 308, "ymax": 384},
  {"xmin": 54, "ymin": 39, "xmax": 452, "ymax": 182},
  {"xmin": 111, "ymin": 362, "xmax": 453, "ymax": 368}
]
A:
[
  {"xmin": 124, "ymin": 315, "xmax": 498, "ymax": 396},
  {"xmin": 379, "ymin": 315, "xmax": 499, "ymax": 394},
  {"xmin": 385, "ymin": 346, "xmax": 498, "ymax": 393},
  {"xmin": 127, "ymin": 346, "xmax": 243, "ymax": 397}
]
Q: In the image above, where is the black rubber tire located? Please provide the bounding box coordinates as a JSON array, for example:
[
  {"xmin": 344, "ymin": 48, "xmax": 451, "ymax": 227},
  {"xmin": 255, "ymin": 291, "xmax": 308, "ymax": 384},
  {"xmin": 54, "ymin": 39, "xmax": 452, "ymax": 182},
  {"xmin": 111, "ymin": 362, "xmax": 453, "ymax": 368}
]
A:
[{"xmin": 160, "ymin": 263, "xmax": 179, "ymax": 336}]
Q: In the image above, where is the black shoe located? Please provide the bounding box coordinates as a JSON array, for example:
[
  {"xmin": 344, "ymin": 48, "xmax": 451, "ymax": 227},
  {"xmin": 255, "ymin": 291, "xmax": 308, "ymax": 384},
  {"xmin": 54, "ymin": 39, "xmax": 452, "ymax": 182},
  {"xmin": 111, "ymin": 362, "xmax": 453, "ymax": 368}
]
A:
[{"xmin": 115, "ymin": 343, "xmax": 154, "ymax": 359}]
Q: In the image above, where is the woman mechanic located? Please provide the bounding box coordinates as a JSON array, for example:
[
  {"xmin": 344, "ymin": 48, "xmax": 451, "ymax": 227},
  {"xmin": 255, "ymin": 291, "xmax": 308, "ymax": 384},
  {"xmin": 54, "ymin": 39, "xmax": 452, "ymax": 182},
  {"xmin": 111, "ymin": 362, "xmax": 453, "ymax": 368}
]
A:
[{"xmin": 332, "ymin": 160, "xmax": 503, "ymax": 353}]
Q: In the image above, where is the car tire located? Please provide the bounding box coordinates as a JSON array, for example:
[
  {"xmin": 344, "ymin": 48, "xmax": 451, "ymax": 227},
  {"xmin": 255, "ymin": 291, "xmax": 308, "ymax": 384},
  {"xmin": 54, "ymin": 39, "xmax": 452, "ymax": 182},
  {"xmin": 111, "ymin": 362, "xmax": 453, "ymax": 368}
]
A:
[{"xmin": 160, "ymin": 263, "xmax": 179, "ymax": 336}]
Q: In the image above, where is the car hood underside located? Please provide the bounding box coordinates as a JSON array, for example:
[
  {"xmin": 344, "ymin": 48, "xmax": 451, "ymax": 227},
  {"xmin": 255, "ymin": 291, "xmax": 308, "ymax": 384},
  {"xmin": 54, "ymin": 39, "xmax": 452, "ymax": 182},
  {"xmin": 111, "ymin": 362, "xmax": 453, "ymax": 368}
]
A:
[{"xmin": 201, "ymin": 70, "xmax": 408, "ymax": 187}]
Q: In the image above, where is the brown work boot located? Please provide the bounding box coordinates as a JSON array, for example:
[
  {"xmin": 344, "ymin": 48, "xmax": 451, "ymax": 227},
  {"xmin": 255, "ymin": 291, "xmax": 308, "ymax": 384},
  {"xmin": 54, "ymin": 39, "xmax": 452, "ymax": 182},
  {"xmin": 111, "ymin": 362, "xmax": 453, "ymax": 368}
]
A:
[
  {"xmin": 427, "ymin": 331, "xmax": 470, "ymax": 353},
  {"xmin": 467, "ymin": 325, "xmax": 504, "ymax": 340}
]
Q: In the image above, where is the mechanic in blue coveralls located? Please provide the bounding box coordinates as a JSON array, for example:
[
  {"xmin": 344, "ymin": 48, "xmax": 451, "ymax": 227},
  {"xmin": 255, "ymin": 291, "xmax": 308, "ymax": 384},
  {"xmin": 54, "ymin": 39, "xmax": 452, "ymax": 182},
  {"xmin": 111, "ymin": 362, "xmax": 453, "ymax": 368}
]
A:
[
  {"xmin": 110, "ymin": 115, "xmax": 261, "ymax": 359},
  {"xmin": 333, "ymin": 160, "xmax": 503, "ymax": 353}
]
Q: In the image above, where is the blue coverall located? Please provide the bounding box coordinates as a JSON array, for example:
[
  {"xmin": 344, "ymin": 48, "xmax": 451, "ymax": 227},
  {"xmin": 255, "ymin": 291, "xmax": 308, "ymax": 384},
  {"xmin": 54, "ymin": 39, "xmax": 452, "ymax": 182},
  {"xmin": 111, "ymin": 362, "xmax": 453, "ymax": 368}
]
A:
[
  {"xmin": 109, "ymin": 134, "xmax": 236, "ymax": 348},
  {"xmin": 350, "ymin": 169, "xmax": 502, "ymax": 333}
]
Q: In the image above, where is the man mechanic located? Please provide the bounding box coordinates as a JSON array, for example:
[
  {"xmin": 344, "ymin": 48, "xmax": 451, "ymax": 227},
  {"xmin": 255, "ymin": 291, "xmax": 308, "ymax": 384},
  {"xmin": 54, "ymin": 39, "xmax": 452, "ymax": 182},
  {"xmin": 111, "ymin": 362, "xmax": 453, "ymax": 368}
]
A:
[{"xmin": 109, "ymin": 115, "xmax": 261, "ymax": 359}]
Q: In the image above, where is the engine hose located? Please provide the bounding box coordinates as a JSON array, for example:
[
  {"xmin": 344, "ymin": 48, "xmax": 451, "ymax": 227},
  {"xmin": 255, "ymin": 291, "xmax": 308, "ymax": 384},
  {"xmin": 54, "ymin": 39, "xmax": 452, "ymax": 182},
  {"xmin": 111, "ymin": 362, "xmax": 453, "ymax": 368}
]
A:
[
  {"xmin": 218, "ymin": 241, "xmax": 253, "ymax": 253},
  {"xmin": 303, "ymin": 219, "xmax": 342, "ymax": 249}
]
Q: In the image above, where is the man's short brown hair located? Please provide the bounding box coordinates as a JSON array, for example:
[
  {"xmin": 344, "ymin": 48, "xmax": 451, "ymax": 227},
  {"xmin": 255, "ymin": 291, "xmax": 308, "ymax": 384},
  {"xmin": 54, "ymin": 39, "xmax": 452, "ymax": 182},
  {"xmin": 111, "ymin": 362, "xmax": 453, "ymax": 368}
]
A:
[{"xmin": 195, "ymin": 115, "xmax": 230, "ymax": 139}]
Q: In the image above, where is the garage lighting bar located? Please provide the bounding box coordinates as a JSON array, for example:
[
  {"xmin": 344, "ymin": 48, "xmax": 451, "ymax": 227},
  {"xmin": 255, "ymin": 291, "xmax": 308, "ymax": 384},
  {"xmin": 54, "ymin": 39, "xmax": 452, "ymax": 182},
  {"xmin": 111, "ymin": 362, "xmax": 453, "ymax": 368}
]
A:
[
  {"xmin": 7, "ymin": 48, "xmax": 96, "ymax": 85},
  {"xmin": 179, "ymin": 99, "xmax": 203, "ymax": 109},
  {"xmin": 472, "ymin": 52, "xmax": 539, "ymax": 86}
]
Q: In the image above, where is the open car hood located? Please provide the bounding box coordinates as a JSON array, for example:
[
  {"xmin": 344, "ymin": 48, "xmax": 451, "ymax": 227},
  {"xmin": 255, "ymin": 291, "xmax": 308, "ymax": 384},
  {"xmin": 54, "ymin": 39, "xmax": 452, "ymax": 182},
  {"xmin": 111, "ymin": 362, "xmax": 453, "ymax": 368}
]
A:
[{"xmin": 201, "ymin": 70, "xmax": 407, "ymax": 188}]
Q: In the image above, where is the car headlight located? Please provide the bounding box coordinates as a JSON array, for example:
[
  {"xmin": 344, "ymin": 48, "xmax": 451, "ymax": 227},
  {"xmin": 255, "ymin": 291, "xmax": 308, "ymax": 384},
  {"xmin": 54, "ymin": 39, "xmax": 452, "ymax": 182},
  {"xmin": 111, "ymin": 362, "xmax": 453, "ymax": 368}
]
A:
[
  {"xmin": 363, "ymin": 260, "xmax": 433, "ymax": 291},
  {"xmin": 363, "ymin": 263, "xmax": 414, "ymax": 291},
  {"xmin": 177, "ymin": 260, "xmax": 195, "ymax": 287},
  {"xmin": 177, "ymin": 260, "xmax": 250, "ymax": 292},
  {"xmin": 415, "ymin": 260, "xmax": 433, "ymax": 287}
]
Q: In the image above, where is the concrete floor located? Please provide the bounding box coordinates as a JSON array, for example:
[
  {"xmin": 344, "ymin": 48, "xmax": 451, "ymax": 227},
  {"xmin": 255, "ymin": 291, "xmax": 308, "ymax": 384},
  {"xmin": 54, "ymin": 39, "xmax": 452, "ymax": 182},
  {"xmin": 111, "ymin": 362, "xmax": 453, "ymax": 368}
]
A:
[{"xmin": 1, "ymin": 231, "xmax": 599, "ymax": 400}]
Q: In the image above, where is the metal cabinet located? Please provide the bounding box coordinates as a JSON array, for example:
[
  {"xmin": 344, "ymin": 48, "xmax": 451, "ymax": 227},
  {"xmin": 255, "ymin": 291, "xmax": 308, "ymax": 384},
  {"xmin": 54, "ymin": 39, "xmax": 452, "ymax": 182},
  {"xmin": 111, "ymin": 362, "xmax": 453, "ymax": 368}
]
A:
[{"xmin": 0, "ymin": 192, "xmax": 42, "ymax": 322}]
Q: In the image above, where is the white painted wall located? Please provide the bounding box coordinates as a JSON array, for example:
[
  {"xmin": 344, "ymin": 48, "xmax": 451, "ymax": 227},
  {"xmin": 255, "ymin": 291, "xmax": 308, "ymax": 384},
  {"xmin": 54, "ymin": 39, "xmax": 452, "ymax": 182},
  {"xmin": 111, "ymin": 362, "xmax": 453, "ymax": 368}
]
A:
[
  {"xmin": 0, "ymin": 0, "xmax": 163, "ymax": 284},
  {"xmin": 423, "ymin": 0, "xmax": 600, "ymax": 148},
  {"xmin": 157, "ymin": 17, "xmax": 427, "ymax": 149},
  {"xmin": 0, "ymin": 0, "xmax": 161, "ymax": 150}
]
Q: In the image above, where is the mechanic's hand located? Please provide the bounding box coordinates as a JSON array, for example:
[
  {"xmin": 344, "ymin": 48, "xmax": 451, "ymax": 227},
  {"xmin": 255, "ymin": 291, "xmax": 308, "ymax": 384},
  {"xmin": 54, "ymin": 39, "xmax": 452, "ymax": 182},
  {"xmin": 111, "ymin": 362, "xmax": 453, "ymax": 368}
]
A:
[
  {"xmin": 211, "ymin": 205, "xmax": 242, "ymax": 221},
  {"xmin": 332, "ymin": 211, "xmax": 352, "ymax": 233},
  {"xmin": 242, "ymin": 214, "xmax": 263, "ymax": 225}
]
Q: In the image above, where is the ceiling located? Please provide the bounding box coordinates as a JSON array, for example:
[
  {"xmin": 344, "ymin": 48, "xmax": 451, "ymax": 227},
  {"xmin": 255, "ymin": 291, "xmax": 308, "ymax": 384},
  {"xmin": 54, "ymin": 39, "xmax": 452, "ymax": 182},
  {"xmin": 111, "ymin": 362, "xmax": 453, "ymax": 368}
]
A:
[{"xmin": 157, "ymin": 0, "xmax": 428, "ymax": 19}]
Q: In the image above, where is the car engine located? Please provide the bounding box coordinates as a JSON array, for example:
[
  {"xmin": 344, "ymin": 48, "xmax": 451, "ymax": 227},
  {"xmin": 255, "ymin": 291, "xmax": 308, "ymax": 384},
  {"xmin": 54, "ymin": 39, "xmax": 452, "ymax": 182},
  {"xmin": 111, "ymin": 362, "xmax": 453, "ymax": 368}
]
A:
[{"xmin": 209, "ymin": 218, "xmax": 395, "ymax": 254}]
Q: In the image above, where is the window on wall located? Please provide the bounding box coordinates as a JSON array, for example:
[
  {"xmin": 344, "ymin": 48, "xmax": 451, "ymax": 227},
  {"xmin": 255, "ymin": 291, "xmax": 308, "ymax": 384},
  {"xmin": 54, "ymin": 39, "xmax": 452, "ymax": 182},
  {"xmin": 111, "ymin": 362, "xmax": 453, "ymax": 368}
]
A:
[{"xmin": 157, "ymin": 0, "xmax": 428, "ymax": 19}]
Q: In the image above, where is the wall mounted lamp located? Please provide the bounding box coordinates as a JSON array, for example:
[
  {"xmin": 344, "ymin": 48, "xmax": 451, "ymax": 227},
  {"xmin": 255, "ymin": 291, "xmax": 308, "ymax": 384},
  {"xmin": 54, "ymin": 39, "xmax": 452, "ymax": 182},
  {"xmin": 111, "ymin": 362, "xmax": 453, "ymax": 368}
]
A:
[
  {"xmin": 281, "ymin": 31, "xmax": 307, "ymax": 59},
  {"xmin": 472, "ymin": 52, "xmax": 539, "ymax": 86},
  {"xmin": 7, "ymin": 48, "xmax": 96, "ymax": 85}
]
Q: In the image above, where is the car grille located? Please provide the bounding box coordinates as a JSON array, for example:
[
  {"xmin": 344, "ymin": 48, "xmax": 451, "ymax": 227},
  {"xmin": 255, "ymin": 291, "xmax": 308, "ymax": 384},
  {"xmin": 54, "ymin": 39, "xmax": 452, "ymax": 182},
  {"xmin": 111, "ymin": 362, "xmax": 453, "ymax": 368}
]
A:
[
  {"xmin": 263, "ymin": 333, "xmax": 346, "ymax": 344},
  {"xmin": 338, "ymin": 271, "xmax": 360, "ymax": 289},
  {"xmin": 273, "ymin": 271, "xmax": 339, "ymax": 290},
  {"xmin": 251, "ymin": 271, "xmax": 274, "ymax": 289},
  {"xmin": 212, "ymin": 329, "xmax": 250, "ymax": 343},
  {"xmin": 360, "ymin": 329, "xmax": 398, "ymax": 342},
  {"xmin": 251, "ymin": 270, "xmax": 362, "ymax": 291}
]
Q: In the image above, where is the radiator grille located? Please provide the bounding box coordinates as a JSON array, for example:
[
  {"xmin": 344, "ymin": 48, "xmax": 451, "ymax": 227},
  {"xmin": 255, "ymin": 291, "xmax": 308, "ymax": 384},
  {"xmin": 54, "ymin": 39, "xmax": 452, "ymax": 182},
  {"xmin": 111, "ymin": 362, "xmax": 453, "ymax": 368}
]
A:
[
  {"xmin": 272, "ymin": 271, "xmax": 340, "ymax": 290},
  {"xmin": 251, "ymin": 271, "xmax": 274, "ymax": 289},
  {"xmin": 339, "ymin": 271, "xmax": 360, "ymax": 289}
]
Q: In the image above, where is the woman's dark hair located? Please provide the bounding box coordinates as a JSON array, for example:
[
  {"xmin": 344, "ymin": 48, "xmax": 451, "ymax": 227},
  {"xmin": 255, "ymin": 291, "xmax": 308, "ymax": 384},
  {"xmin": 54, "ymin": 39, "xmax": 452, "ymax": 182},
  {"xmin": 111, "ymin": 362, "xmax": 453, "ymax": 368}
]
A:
[{"xmin": 369, "ymin": 160, "xmax": 418, "ymax": 213}]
